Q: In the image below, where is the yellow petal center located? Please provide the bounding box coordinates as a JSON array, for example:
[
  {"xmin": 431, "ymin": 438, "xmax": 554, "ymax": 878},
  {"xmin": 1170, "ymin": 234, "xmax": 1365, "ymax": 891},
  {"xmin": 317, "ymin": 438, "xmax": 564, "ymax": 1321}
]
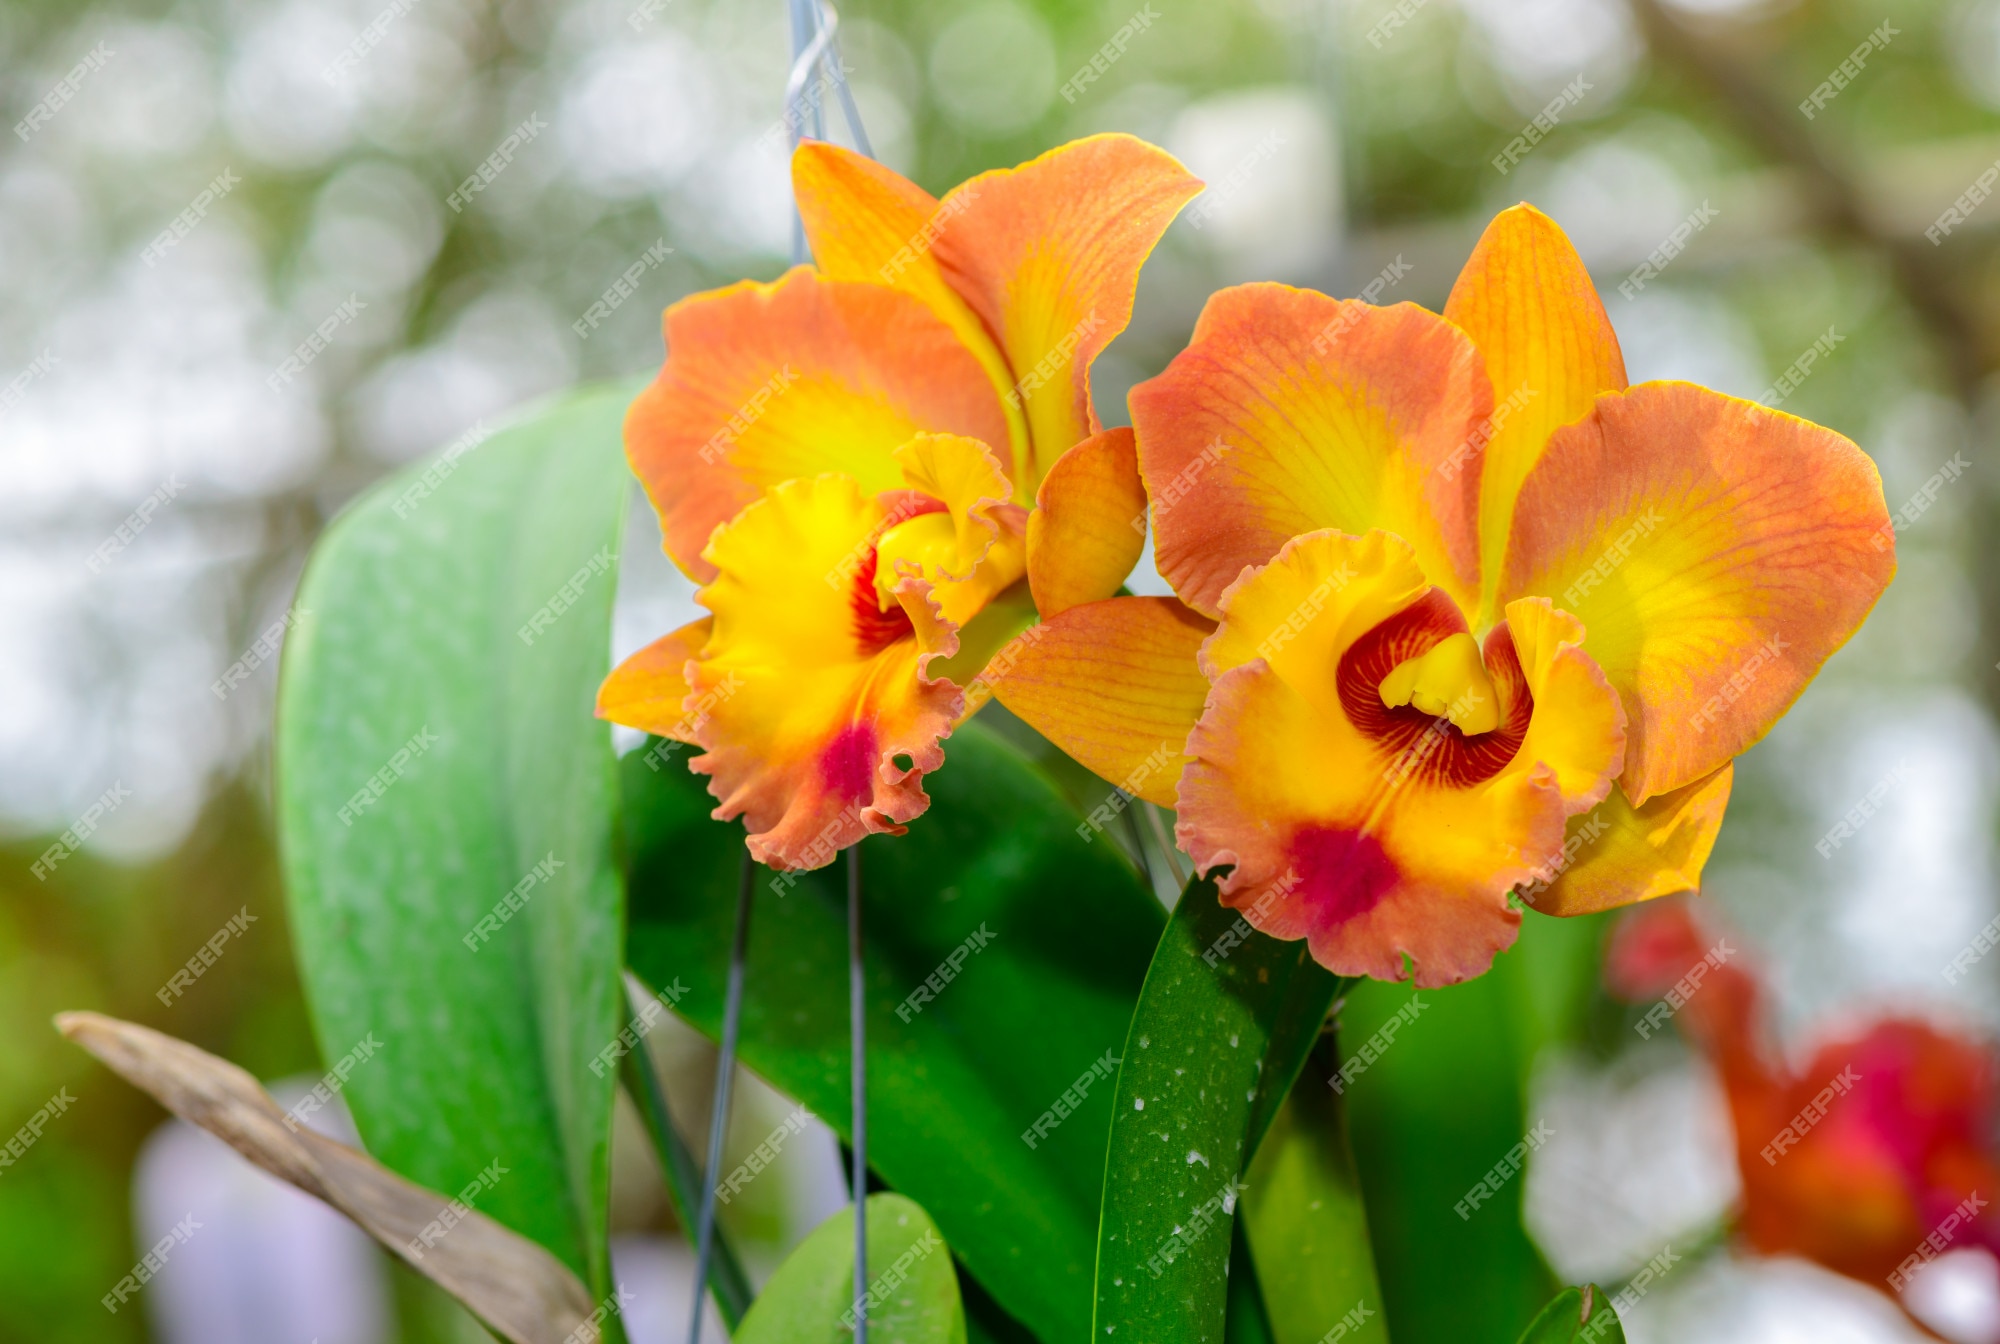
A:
[
  {"xmin": 1378, "ymin": 631, "xmax": 1500, "ymax": 735},
  {"xmin": 875, "ymin": 508, "xmax": 964, "ymax": 602}
]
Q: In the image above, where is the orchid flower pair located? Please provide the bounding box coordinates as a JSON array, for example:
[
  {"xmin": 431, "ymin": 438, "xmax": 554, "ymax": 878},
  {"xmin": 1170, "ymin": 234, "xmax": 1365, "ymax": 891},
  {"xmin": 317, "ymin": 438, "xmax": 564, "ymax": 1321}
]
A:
[{"xmin": 602, "ymin": 133, "xmax": 1896, "ymax": 989}]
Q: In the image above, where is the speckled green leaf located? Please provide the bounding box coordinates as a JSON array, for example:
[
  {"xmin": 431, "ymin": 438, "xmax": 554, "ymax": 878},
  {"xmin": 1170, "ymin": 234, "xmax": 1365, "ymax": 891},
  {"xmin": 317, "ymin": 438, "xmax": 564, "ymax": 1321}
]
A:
[
  {"xmin": 1092, "ymin": 876, "xmax": 1342, "ymax": 1342},
  {"xmin": 277, "ymin": 384, "xmax": 634, "ymax": 1296}
]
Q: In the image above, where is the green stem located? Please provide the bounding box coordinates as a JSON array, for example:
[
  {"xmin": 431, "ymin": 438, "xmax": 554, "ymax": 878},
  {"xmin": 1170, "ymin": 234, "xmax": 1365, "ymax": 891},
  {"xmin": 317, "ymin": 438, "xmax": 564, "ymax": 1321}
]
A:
[{"xmin": 617, "ymin": 971, "xmax": 754, "ymax": 1329}]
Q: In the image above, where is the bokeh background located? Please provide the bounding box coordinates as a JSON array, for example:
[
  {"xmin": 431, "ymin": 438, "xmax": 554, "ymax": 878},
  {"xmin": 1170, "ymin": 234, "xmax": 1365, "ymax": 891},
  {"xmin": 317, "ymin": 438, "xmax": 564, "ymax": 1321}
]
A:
[{"xmin": 6, "ymin": 0, "xmax": 2000, "ymax": 1337}]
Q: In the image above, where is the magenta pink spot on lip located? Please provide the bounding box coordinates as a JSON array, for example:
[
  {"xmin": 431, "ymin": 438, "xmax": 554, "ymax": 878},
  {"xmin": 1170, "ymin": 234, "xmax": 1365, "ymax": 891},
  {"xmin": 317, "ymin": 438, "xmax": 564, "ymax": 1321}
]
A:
[
  {"xmin": 820, "ymin": 722, "xmax": 879, "ymax": 803},
  {"xmin": 1283, "ymin": 826, "xmax": 1400, "ymax": 934}
]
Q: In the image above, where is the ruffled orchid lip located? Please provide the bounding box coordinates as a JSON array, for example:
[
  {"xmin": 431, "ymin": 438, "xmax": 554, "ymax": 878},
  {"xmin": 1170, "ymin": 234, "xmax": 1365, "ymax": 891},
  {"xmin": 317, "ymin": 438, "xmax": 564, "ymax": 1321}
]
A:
[{"xmin": 1169, "ymin": 530, "xmax": 1629, "ymax": 986}]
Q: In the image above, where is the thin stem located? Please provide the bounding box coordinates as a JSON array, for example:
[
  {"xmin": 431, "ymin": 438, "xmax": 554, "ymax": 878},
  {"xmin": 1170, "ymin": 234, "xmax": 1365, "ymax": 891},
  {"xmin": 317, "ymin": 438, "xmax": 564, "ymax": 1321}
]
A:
[
  {"xmin": 1144, "ymin": 801, "xmax": 1189, "ymax": 888},
  {"xmin": 849, "ymin": 843, "xmax": 869, "ymax": 1344},
  {"xmin": 618, "ymin": 974, "xmax": 753, "ymax": 1327},
  {"xmin": 1119, "ymin": 803, "xmax": 1157, "ymax": 895},
  {"xmin": 786, "ymin": 0, "xmax": 815, "ymax": 264},
  {"xmin": 687, "ymin": 853, "xmax": 754, "ymax": 1344}
]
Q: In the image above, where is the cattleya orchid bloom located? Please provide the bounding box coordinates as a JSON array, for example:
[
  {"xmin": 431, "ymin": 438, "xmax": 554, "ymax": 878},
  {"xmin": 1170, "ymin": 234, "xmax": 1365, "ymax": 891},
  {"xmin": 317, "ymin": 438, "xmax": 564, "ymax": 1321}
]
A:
[
  {"xmin": 991, "ymin": 205, "xmax": 1895, "ymax": 986},
  {"xmin": 597, "ymin": 135, "xmax": 1201, "ymax": 869},
  {"xmin": 1608, "ymin": 900, "xmax": 2000, "ymax": 1309}
]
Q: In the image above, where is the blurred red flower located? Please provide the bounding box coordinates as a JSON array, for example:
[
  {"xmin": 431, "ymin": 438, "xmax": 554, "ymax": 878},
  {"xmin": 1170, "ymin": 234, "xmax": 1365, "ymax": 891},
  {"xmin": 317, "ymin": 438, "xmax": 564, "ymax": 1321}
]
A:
[{"xmin": 1608, "ymin": 900, "xmax": 2000, "ymax": 1303}]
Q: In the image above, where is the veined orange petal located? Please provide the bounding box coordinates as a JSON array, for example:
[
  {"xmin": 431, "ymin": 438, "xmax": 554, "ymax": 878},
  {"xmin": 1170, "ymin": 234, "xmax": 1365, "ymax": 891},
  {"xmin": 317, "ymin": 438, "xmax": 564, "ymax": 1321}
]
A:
[
  {"xmin": 1520, "ymin": 765, "xmax": 1734, "ymax": 917},
  {"xmin": 984, "ymin": 595, "xmax": 1213, "ymax": 808},
  {"xmin": 1177, "ymin": 531, "xmax": 1624, "ymax": 987},
  {"xmin": 1500, "ymin": 382, "xmax": 1895, "ymax": 803},
  {"xmin": 627, "ymin": 267, "xmax": 1009, "ymax": 578},
  {"xmin": 934, "ymin": 578, "xmax": 1038, "ymax": 719},
  {"xmin": 1128, "ymin": 284, "xmax": 1491, "ymax": 621},
  {"xmin": 690, "ymin": 475, "xmax": 963, "ymax": 869},
  {"xmin": 597, "ymin": 617, "xmax": 711, "ymax": 739},
  {"xmin": 929, "ymin": 134, "xmax": 1202, "ymax": 492},
  {"xmin": 1443, "ymin": 204, "xmax": 1628, "ymax": 625},
  {"xmin": 793, "ymin": 142, "xmax": 1031, "ymax": 477},
  {"xmin": 793, "ymin": 138, "xmax": 942, "ymax": 275},
  {"xmin": 1026, "ymin": 427, "xmax": 1146, "ymax": 617}
]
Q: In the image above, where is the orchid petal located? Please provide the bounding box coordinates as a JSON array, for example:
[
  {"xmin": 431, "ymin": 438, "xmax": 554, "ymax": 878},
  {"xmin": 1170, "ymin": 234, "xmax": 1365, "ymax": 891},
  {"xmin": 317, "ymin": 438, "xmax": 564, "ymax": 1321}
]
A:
[
  {"xmin": 1026, "ymin": 428, "xmax": 1147, "ymax": 618},
  {"xmin": 597, "ymin": 617, "xmax": 711, "ymax": 740},
  {"xmin": 931, "ymin": 134, "xmax": 1200, "ymax": 490},
  {"xmin": 627, "ymin": 268, "xmax": 1009, "ymax": 578},
  {"xmin": 1500, "ymin": 382, "xmax": 1895, "ymax": 802},
  {"xmin": 985, "ymin": 595, "xmax": 1212, "ymax": 809},
  {"xmin": 1129, "ymin": 283, "xmax": 1490, "ymax": 620},
  {"xmin": 1442, "ymin": 203, "xmax": 1628, "ymax": 623},
  {"xmin": 688, "ymin": 475, "xmax": 962, "ymax": 869},
  {"xmin": 1520, "ymin": 765, "xmax": 1733, "ymax": 917}
]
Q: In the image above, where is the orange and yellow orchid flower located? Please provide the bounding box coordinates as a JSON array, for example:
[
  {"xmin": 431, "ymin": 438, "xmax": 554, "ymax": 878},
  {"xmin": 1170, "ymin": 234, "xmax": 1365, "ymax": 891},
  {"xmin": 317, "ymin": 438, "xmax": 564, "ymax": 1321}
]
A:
[
  {"xmin": 991, "ymin": 204, "xmax": 1895, "ymax": 986},
  {"xmin": 598, "ymin": 135, "xmax": 1201, "ymax": 870}
]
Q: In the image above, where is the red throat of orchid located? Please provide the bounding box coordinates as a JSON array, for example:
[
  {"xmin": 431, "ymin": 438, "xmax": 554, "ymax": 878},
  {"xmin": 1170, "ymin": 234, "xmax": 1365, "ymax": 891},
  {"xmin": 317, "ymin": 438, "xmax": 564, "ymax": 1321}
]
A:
[
  {"xmin": 847, "ymin": 493, "xmax": 949, "ymax": 655},
  {"xmin": 849, "ymin": 546, "xmax": 917, "ymax": 654},
  {"xmin": 1341, "ymin": 591, "xmax": 1531, "ymax": 791}
]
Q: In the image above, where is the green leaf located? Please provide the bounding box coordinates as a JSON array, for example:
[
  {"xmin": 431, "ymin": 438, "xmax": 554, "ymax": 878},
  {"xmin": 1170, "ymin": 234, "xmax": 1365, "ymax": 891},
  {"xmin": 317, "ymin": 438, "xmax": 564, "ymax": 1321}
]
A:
[
  {"xmin": 961, "ymin": 1269, "xmax": 1039, "ymax": 1344},
  {"xmin": 1224, "ymin": 1220, "xmax": 1275, "ymax": 1344},
  {"xmin": 622, "ymin": 715, "xmax": 1164, "ymax": 1344},
  {"xmin": 1515, "ymin": 1286, "xmax": 1625, "ymax": 1344},
  {"xmin": 276, "ymin": 384, "xmax": 634, "ymax": 1294},
  {"xmin": 1092, "ymin": 876, "xmax": 1340, "ymax": 1343},
  {"xmin": 1241, "ymin": 1038, "xmax": 1388, "ymax": 1344},
  {"xmin": 735, "ymin": 1193, "xmax": 965, "ymax": 1344},
  {"xmin": 1340, "ymin": 947, "xmax": 1559, "ymax": 1343},
  {"xmin": 1499, "ymin": 910, "xmax": 1615, "ymax": 1085}
]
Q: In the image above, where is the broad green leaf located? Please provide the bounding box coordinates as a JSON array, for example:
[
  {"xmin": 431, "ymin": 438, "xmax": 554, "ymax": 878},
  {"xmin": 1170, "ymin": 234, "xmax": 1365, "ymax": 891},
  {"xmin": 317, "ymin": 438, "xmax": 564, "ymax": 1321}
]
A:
[
  {"xmin": 736, "ymin": 1193, "xmax": 965, "ymax": 1344},
  {"xmin": 1241, "ymin": 1039, "xmax": 1388, "ymax": 1344},
  {"xmin": 1515, "ymin": 1285, "xmax": 1625, "ymax": 1343},
  {"xmin": 277, "ymin": 384, "xmax": 634, "ymax": 1294},
  {"xmin": 622, "ymin": 715, "xmax": 1164, "ymax": 1344},
  {"xmin": 1093, "ymin": 876, "xmax": 1340, "ymax": 1343},
  {"xmin": 1341, "ymin": 945, "xmax": 1559, "ymax": 1343}
]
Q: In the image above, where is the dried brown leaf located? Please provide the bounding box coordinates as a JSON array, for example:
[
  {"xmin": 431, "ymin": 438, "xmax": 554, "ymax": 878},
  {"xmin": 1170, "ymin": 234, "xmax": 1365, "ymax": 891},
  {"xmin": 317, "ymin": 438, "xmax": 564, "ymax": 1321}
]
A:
[{"xmin": 57, "ymin": 1011, "xmax": 602, "ymax": 1344}]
